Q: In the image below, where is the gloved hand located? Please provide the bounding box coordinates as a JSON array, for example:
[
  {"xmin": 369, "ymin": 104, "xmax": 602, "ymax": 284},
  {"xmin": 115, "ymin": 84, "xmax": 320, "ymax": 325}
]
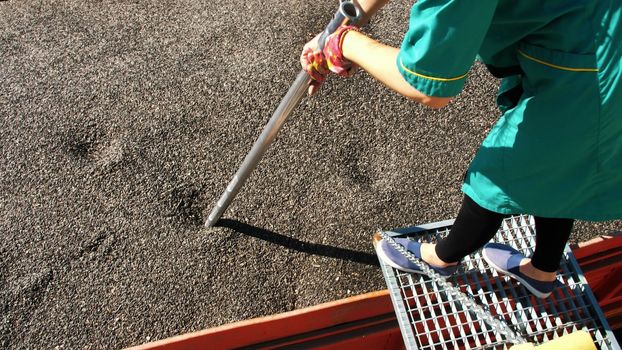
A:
[
  {"xmin": 300, "ymin": 34, "xmax": 329, "ymax": 95},
  {"xmin": 322, "ymin": 25, "xmax": 360, "ymax": 77},
  {"xmin": 300, "ymin": 25, "xmax": 360, "ymax": 95}
]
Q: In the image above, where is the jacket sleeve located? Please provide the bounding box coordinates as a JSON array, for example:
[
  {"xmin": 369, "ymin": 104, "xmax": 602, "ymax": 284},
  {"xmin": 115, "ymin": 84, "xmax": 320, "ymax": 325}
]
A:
[{"xmin": 397, "ymin": 0, "xmax": 498, "ymax": 97}]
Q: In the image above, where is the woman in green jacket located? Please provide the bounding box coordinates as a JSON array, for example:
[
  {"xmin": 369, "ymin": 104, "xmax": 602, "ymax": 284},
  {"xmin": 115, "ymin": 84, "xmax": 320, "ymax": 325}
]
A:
[{"xmin": 301, "ymin": 0, "xmax": 622, "ymax": 298}]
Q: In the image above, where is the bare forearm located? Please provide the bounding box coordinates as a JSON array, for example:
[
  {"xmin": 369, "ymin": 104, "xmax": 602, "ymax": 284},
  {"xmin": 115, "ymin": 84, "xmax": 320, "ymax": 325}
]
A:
[
  {"xmin": 357, "ymin": 0, "xmax": 390, "ymax": 26},
  {"xmin": 342, "ymin": 31, "xmax": 450, "ymax": 108}
]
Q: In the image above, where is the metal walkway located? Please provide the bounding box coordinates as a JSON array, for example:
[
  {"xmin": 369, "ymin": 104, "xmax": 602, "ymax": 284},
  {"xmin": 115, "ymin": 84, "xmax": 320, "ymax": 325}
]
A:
[{"xmin": 378, "ymin": 215, "xmax": 621, "ymax": 349}]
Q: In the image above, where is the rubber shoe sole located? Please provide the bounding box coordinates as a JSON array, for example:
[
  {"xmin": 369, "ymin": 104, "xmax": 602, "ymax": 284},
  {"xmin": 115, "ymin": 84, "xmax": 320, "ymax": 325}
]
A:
[
  {"xmin": 482, "ymin": 248, "xmax": 552, "ymax": 299},
  {"xmin": 373, "ymin": 232, "xmax": 453, "ymax": 279}
]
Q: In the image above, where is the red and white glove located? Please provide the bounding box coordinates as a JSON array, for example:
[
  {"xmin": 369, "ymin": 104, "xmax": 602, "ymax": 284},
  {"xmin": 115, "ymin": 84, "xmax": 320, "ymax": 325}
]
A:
[
  {"xmin": 322, "ymin": 25, "xmax": 360, "ymax": 77},
  {"xmin": 300, "ymin": 34, "xmax": 329, "ymax": 95},
  {"xmin": 300, "ymin": 25, "xmax": 360, "ymax": 95}
]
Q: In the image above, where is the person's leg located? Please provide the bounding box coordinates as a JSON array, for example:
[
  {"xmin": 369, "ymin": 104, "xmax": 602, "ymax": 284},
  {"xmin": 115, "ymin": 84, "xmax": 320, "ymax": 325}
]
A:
[
  {"xmin": 374, "ymin": 194, "xmax": 505, "ymax": 277},
  {"xmin": 422, "ymin": 195, "xmax": 505, "ymax": 266},
  {"xmin": 518, "ymin": 217, "xmax": 574, "ymax": 281},
  {"xmin": 482, "ymin": 216, "xmax": 574, "ymax": 298}
]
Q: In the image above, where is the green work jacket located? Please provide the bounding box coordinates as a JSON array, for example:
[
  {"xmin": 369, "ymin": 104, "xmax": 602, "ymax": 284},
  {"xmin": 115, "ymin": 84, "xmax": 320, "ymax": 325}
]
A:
[{"xmin": 397, "ymin": 0, "xmax": 622, "ymax": 221}]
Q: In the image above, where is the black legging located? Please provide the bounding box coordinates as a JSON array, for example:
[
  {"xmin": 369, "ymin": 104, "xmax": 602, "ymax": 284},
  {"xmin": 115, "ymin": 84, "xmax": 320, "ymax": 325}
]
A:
[{"xmin": 435, "ymin": 195, "xmax": 574, "ymax": 273}]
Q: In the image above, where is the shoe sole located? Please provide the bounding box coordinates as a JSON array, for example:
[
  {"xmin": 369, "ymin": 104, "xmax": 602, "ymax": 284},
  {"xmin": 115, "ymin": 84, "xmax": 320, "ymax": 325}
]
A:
[
  {"xmin": 482, "ymin": 249, "xmax": 551, "ymax": 299},
  {"xmin": 372, "ymin": 233, "xmax": 450, "ymax": 279}
]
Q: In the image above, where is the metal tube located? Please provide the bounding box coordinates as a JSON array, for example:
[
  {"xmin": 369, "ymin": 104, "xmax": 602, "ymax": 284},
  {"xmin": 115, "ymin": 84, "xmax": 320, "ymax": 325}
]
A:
[
  {"xmin": 205, "ymin": 0, "xmax": 362, "ymax": 227},
  {"xmin": 205, "ymin": 70, "xmax": 310, "ymax": 227}
]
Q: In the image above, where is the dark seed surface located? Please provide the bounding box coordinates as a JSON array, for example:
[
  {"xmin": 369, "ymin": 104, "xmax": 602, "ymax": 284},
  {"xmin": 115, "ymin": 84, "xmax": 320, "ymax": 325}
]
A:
[{"xmin": 1, "ymin": 1, "xmax": 619, "ymax": 348}]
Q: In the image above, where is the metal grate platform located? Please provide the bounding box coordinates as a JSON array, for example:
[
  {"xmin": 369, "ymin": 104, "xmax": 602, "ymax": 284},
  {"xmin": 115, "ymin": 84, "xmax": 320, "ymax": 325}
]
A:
[{"xmin": 379, "ymin": 215, "xmax": 621, "ymax": 349}]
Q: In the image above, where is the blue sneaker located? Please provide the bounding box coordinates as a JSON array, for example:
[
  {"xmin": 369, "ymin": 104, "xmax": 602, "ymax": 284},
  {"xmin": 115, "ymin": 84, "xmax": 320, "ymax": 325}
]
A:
[
  {"xmin": 374, "ymin": 235, "xmax": 459, "ymax": 278},
  {"xmin": 482, "ymin": 243, "xmax": 556, "ymax": 298}
]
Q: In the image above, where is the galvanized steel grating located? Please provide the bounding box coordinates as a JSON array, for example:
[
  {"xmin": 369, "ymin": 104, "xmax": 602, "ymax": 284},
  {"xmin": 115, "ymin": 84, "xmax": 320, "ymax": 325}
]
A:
[{"xmin": 378, "ymin": 215, "xmax": 621, "ymax": 349}]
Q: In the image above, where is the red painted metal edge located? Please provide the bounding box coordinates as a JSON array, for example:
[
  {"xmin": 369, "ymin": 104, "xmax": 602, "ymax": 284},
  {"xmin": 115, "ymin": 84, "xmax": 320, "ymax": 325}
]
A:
[
  {"xmin": 573, "ymin": 234, "xmax": 622, "ymax": 332},
  {"xmin": 571, "ymin": 233, "xmax": 622, "ymax": 260},
  {"xmin": 126, "ymin": 290, "xmax": 395, "ymax": 349},
  {"xmin": 128, "ymin": 235, "xmax": 622, "ymax": 350}
]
